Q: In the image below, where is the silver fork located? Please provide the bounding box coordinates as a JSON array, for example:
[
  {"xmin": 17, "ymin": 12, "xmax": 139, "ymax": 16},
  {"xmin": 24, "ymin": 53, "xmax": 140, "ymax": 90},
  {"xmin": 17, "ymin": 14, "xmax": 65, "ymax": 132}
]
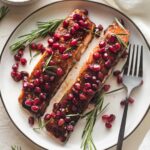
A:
[{"xmin": 116, "ymin": 44, "xmax": 143, "ymax": 150}]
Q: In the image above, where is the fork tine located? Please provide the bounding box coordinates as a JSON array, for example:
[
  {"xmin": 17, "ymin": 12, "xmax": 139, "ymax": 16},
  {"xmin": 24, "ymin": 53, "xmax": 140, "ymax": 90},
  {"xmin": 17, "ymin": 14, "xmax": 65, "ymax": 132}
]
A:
[
  {"xmin": 134, "ymin": 45, "xmax": 139, "ymax": 76},
  {"xmin": 129, "ymin": 45, "xmax": 135, "ymax": 75},
  {"xmin": 123, "ymin": 44, "xmax": 131, "ymax": 75},
  {"xmin": 138, "ymin": 46, "xmax": 143, "ymax": 77}
]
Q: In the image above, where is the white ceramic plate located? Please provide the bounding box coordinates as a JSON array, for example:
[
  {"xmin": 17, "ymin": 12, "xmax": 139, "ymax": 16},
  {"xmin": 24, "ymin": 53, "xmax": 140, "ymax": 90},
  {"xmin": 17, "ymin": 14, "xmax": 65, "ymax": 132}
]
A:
[{"xmin": 0, "ymin": 1, "xmax": 150, "ymax": 150}]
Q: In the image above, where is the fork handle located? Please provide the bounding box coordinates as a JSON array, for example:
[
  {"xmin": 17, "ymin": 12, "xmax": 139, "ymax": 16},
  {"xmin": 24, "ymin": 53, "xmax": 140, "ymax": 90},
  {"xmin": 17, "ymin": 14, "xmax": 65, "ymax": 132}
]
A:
[{"xmin": 116, "ymin": 98, "xmax": 129, "ymax": 150}]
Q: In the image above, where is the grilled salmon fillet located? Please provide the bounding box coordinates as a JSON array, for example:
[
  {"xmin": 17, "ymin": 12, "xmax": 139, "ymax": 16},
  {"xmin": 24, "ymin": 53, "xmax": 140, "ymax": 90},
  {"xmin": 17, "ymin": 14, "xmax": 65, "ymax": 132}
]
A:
[
  {"xmin": 19, "ymin": 9, "xmax": 95, "ymax": 117},
  {"xmin": 44, "ymin": 19, "xmax": 130, "ymax": 142}
]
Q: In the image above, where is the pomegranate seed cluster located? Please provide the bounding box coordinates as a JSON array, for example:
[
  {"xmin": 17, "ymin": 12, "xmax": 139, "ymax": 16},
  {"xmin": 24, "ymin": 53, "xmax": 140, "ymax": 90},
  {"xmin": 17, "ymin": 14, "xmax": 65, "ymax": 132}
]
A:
[
  {"xmin": 17, "ymin": 10, "xmax": 93, "ymax": 117},
  {"xmin": 44, "ymin": 29, "xmax": 126, "ymax": 142},
  {"xmin": 102, "ymin": 114, "xmax": 116, "ymax": 129}
]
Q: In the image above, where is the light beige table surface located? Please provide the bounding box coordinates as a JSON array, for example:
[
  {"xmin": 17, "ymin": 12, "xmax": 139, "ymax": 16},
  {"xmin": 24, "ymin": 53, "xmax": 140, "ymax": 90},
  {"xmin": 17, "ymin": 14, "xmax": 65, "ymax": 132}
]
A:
[{"xmin": 0, "ymin": 0, "xmax": 149, "ymax": 150}]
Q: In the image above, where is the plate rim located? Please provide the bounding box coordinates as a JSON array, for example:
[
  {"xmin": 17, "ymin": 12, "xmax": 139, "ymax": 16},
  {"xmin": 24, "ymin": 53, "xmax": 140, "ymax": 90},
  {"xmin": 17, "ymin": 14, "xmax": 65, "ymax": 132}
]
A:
[{"xmin": 0, "ymin": 0, "xmax": 150, "ymax": 150}]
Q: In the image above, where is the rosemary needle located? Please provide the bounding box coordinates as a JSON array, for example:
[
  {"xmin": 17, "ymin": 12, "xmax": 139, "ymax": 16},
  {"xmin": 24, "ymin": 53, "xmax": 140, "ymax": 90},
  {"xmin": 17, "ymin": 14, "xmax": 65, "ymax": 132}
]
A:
[{"xmin": 0, "ymin": 6, "xmax": 9, "ymax": 21}]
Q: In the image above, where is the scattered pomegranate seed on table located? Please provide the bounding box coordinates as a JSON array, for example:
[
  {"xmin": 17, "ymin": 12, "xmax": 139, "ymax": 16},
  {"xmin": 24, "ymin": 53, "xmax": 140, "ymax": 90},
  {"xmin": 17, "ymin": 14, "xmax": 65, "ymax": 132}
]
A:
[{"xmin": 103, "ymin": 84, "xmax": 110, "ymax": 92}]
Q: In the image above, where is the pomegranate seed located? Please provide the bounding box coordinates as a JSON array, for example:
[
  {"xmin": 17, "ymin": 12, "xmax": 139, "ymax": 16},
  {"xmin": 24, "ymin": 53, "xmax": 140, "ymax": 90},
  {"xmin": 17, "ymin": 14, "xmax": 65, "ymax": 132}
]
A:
[
  {"xmin": 39, "ymin": 93, "xmax": 46, "ymax": 100},
  {"xmin": 50, "ymin": 76, "xmax": 55, "ymax": 82},
  {"xmin": 98, "ymin": 24, "xmax": 103, "ymax": 31},
  {"xmin": 34, "ymin": 87, "xmax": 41, "ymax": 94},
  {"xmin": 70, "ymin": 27, "xmax": 76, "ymax": 35},
  {"xmin": 117, "ymin": 75, "xmax": 123, "ymax": 84},
  {"xmin": 105, "ymin": 60, "xmax": 111, "ymax": 68},
  {"xmin": 99, "ymin": 47, "xmax": 106, "ymax": 53},
  {"xmin": 72, "ymin": 105, "xmax": 77, "ymax": 112},
  {"xmin": 30, "ymin": 43, "xmax": 37, "ymax": 50},
  {"xmin": 21, "ymin": 71, "xmax": 29, "ymax": 78},
  {"xmin": 91, "ymin": 64, "xmax": 101, "ymax": 72},
  {"xmin": 79, "ymin": 93, "xmax": 87, "ymax": 101},
  {"xmin": 78, "ymin": 20, "xmax": 85, "ymax": 27},
  {"xmin": 15, "ymin": 72, "xmax": 23, "ymax": 81},
  {"xmin": 103, "ymin": 53, "xmax": 109, "ymax": 61},
  {"xmin": 128, "ymin": 97, "xmax": 134, "ymax": 104},
  {"xmin": 14, "ymin": 54, "xmax": 21, "ymax": 61},
  {"xmin": 33, "ymin": 70, "xmax": 41, "ymax": 78},
  {"xmin": 73, "ymin": 13, "xmax": 82, "ymax": 21},
  {"xmin": 92, "ymin": 76, "xmax": 97, "ymax": 82},
  {"xmin": 108, "ymin": 114, "xmax": 116, "ymax": 122},
  {"xmin": 70, "ymin": 39, "xmax": 78, "ymax": 47},
  {"xmin": 28, "ymin": 83, "xmax": 34, "ymax": 90},
  {"xmin": 37, "ymin": 43, "xmax": 44, "ymax": 51},
  {"xmin": 56, "ymin": 67, "xmax": 63, "ymax": 76},
  {"xmin": 25, "ymin": 100, "xmax": 33, "ymax": 107},
  {"xmin": 23, "ymin": 82, "xmax": 29, "ymax": 89},
  {"xmin": 63, "ymin": 33, "xmax": 71, "ymax": 41},
  {"xmin": 84, "ymin": 74, "xmax": 91, "ymax": 80},
  {"xmin": 120, "ymin": 100, "xmax": 126, "ymax": 106},
  {"xmin": 63, "ymin": 20, "xmax": 69, "ymax": 28},
  {"xmin": 84, "ymin": 83, "xmax": 91, "ymax": 89},
  {"xmin": 46, "ymin": 48, "xmax": 53, "ymax": 55},
  {"xmin": 115, "ymin": 43, "xmax": 121, "ymax": 51},
  {"xmin": 33, "ymin": 79, "xmax": 40, "ymax": 86},
  {"xmin": 54, "ymin": 33, "xmax": 61, "ymax": 41},
  {"xmin": 99, "ymin": 41, "xmax": 106, "ymax": 48},
  {"xmin": 44, "ymin": 83, "xmax": 50, "ymax": 91},
  {"xmin": 105, "ymin": 122, "xmax": 112, "ymax": 129},
  {"xmin": 12, "ymin": 63, "xmax": 19, "ymax": 71},
  {"xmin": 44, "ymin": 114, "xmax": 51, "ymax": 121},
  {"xmin": 58, "ymin": 118, "xmax": 65, "ymax": 126},
  {"xmin": 62, "ymin": 53, "xmax": 69, "ymax": 60},
  {"xmin": 72, "ymin": 87, "xmax": 79, "ymax": 95},
  {"xmin": 92, "ymin": 84, "xmax": 98, "ymax": 90},
  {"xmin": 108, "ymin": 35, "xmax": 116, "ymax": 44},
  {"xmin": 47, "ymin": 38, "xmax": 54, "ymax": 46},
  {"xmin": 31, "ymin": 105, "xmax": 39, "ymax": 112},
  {"xmin": 87, "ymin": 89, "xmax": 95, "ymax": 95},
  {"xmin": 67, "ymin": 125, "xmax": 74, "ymax": 131},
  {"xmin": 93, "ymin": 52, "xmax": 101, "ymax": 60},
  {"xmin": 43, "ymin": 74, "xmax": 49, "ymax": 82},
  {"xmin": 28, "ymin": 116, "xmax": 34, "ymax": 126},
  {"xmin": 52, "ymin": 42, "xmax": 60, "ymax": 49},
  {"xmin": 82, "ymin": 9, "xmax": 88, "ymax": 15},
  {"xmin": 20, "ymin": 58, "xmax": 27, "ymax": 66},
  {"xmin": 103, "ymin": 84, "xmax": 110, "ymax": 92},
  {"xmin": 33, "ymin": 98, "xmax": 40, "ymax": 105},
  {"xmin": 67, "ymin": 93, "xmax": 74, "ymax": 100},
  {"xmin": 18, "ymin": 49, "xmax": 24, "ymax": 57},
  {"xmin": 48, "ymin": 60, "xmax": 55, "ymax": 66},
  {"xmin": 98, "ymin": 72, "xmax": 104, "ymax": 81},
  {"xmin": 102, "ymin": 115, "xmax": 109, "ymax": 122},
  {"xmin": 74, "ymin": 83, "xmax": 81, "ymax": 90},
  {"xmin": 74, "ymin": 23, "xmax": 80, "ymax": 30},
  {"xmin": 113, "ymin": 70, "xmax": 121, "ymax": 76},
  {"xmin": 109, "ymin": 45, "xmax": 117, "ymax": 53},
  {"xmin": 59, "ymin": 44, "xmax": 66, "ymax": 53}
]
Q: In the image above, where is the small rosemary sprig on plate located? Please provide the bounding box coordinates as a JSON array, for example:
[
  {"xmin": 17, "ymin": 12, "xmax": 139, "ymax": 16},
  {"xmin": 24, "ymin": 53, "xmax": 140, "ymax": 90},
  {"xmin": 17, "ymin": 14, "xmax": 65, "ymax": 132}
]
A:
[
  {"xmin": 81, "ymin": 92, "xmax": 109, "ymax": 150},
  {"xmin": 10, "ymin": 19, "xmax": 63, "ymax": 52},
  {"xmin": 29, "ymin": 51, "xmax": 41, "ymax": 63},
  {"xmin": 11, "ymin": 145, "xmax": 22, "ymax": 150},
  {"xmin": 115, "ymin": 17, "xmax": 126, "ymax": 32},
  {"xmin": 115, "ymin": 34, "xmax": 128, "ymax": 48},
  {"xmin": 33, "ymin": 118, "xmax": 50, "ymax": 132},
  {"xmin": 0, "ymin": 6, "xmax": 9, "ymax": 21},
  {"xmin": 64, "ymin": 46, "xmax": 77, "ymax": 53}
]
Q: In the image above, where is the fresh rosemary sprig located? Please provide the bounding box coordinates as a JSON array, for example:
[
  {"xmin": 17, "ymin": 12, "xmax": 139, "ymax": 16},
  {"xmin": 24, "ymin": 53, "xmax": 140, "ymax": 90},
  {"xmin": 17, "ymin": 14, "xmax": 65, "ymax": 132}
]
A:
[
  {"xmin": 33, "ymin": 118, "xmax": 50, "ymax": 132},
  {"xmin": 115, "ymin": 17, "xmax": 126, "ymax": 32},
  {"xmin": 64, "ymin": 46, "xmax": 77, "ymax": 53},
  {"xmin": 11, "ymin": 145, "xmax": 22, "ymax": 150},
  {"xmin": 10, "ymin": 19, "xmax": 63, "ymax": 52},
  {"xmin": 0, "ymin": 6, "xmax": 9, "ymax": 21},
  {"xmin": 29, "ymin": 51, "xmax": 41, "ymax": 63},
  {"xmin": 81, "ymin": 92, "xmax": 108, "ymax": 150}
]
